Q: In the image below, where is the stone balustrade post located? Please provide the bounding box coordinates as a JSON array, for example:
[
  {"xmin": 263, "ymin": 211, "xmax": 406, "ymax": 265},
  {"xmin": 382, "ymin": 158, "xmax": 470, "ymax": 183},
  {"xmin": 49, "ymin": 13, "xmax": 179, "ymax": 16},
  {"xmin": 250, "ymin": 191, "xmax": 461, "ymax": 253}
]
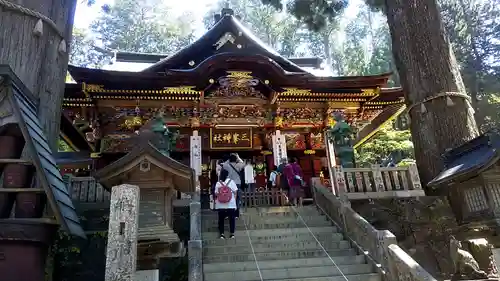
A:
[
  {"xmin": 333, "ymin": 166, "xmax": 347, "ymax": 196},
  {"xmin": 371, "ymin": 164, "xmax": 384, "ymax": 192},
  {"xmin": 188, "ymin": 195, "xmax": 202, "ymax": 281},
  {"xmin": 376, "ymin": 230, "xmax": 398, "ymax": 281},
  {"xmin": 339, "ymin": 193, "xmax": 351, "ymax": 230},
  {"xmin": 408, "ymin": 164, "xmax": 422, "ymax": 190},
  {"xmin": 188, "ymin": 240, "xmax": 202, "ymax": 281},
  {"xmin": 190, "ymin": 201, "xmax": 201, "ymax": 241}
]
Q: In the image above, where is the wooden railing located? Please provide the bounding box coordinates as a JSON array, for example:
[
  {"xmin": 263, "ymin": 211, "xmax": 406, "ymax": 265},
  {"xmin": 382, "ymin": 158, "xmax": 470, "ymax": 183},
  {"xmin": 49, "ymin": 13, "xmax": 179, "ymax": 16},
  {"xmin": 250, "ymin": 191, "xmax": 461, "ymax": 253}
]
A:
[
  {"xmin": 64, "ymin": 175, "xmax": 110, "ymax": 204},
  {"xmin": 241, "ymin": 189, "xmax": 288, "ymax": 208},
  {"xmin": 322, "ymin": 164, "xmax": 426, "ymax": 200}
]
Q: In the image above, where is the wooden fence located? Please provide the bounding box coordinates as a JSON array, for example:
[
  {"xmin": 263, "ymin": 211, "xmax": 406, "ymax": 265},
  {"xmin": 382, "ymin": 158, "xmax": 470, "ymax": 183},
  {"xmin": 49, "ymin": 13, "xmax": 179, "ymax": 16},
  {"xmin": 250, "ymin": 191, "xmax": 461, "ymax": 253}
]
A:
[
  {"xmin": 64, "ymin": 175, "xmax": 111, "ymax": 204},
  {"xmin": 240, "ymin": 189, "xmax": 288, "ymax": 208}
]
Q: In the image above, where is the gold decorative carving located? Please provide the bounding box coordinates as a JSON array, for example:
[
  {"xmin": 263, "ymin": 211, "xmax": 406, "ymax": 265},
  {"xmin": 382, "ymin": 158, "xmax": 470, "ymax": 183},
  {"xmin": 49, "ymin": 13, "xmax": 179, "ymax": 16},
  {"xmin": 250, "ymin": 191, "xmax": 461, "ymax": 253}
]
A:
[
  {"xmin": 327, "ymin": 101, "xmax": 360, "ymax": 109},
  {"xmin": 163, "ymin": 86, "xmax": 198, "ymax": 94},
  {"xmin": 83, "ymin": 83, "xmax": 105, "ymax": 92},
  {"xmin": 226, "ymin": 71, "xmax": 253, "ymax": 79},
  {"xmin": 121, "ymin": 116, "xmax": 143, "ymax": 130},
  {"xmin": 274, "ymin": 116, "xmax": 283, "ymax": 128},
  {"xmin": 208, "ymin": 71, "xmax": 265, "ymax": 99},
  {"xmin": 190, "ymin": 117, "xmax": 200, "ymax": 128},
  {"xmin": 280, "ymin": 88, "xmax": 312, "ymax": 96},
  {"xmin": 361, "ymin": 88, "xmax": 380, "ymax": 96}
]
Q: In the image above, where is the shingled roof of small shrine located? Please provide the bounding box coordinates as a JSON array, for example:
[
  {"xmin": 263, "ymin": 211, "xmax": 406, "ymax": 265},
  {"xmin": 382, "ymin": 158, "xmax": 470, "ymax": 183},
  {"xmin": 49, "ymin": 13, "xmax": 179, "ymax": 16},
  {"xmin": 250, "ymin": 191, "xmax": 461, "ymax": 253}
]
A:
[
  {"xmin": 428, "ymin": 130, "xmax": 500, "ymax": 187},
  {"xmin": 0, "ymin": 65, "xmax": 85, "ymax": 238}
]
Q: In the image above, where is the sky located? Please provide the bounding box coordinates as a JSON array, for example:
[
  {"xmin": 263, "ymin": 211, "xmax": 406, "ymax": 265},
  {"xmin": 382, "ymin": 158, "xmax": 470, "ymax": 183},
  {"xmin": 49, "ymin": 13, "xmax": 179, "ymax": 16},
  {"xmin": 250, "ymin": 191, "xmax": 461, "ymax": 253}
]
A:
[{"xmin": 74, "ymin": 0, "xmax": 362, "ymax": 31}]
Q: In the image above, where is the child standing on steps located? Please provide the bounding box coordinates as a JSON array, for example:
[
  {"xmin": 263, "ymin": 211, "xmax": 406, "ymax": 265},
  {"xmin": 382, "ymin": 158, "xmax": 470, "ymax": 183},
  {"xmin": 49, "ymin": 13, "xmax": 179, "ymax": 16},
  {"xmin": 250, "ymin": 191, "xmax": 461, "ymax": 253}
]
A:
[{"xmin": 214, "ymin": 169, "xmax": 238, "ymax": 239}]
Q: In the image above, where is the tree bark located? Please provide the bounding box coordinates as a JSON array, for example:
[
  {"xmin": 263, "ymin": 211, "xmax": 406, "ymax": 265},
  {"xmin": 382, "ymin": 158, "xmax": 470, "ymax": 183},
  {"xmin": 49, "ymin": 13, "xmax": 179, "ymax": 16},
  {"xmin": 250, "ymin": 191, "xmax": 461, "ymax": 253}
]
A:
[
  {"xmin": 384, "ymin": 0, "xmax": 479, "ymax": 188},
  {"xmin": 0, "ymin": 0, "xmax": 77, "ymax": 151}
]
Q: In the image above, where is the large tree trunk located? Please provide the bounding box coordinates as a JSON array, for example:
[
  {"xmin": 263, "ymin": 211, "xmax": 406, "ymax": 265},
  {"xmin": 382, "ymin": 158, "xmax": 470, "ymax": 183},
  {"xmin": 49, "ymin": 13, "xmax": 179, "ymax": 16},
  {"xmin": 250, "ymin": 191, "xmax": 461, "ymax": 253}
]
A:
[
  {"xmin": 0, "ymin": 0, "xmax": 77, "ymax": 150},
  {"xmin": 384, "ymin": 0, "xmax": 479, "ymax": 187}
]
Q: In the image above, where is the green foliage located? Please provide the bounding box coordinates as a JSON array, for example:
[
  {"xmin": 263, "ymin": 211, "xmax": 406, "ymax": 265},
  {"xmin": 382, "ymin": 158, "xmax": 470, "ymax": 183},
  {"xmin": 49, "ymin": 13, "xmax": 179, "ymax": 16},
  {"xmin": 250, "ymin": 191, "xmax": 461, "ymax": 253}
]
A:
[
  {"xmin": 355, "ymin": 123, "xmax": 414, "ymax": 167},
  {"xmin": 58, "ymin": 139, "xmax": 73, "ymax": 152},
  {"xmin": 261, "ymin": 0, "xmax": 348, "ymax": 31},
  {"xmin": 439, "ymin": 0, "xmax": 500, "ymax": 132},
  {"xmin": 46, "ymin": 230, "xmax": 108, "ymax": 281},
  {"xmin": 90, "ymin": 0, "xmax": 195, "ymax": 54},
  {"xmin": 70, "ymin": 27, "xmax": 109, "ymax": 68}
]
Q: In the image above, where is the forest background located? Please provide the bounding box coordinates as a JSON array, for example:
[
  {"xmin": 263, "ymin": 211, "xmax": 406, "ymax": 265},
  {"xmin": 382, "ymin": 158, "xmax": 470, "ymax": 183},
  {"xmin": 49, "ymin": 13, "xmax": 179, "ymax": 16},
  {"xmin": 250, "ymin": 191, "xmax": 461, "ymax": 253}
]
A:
[{"xmin": 64, "ymin": 0, "xmax": 500, "ymax": 167}]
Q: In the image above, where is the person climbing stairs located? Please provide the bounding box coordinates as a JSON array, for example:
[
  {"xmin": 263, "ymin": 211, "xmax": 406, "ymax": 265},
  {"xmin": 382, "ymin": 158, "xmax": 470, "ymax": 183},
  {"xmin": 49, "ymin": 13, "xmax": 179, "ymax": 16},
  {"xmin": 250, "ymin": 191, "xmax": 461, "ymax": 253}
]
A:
[{"xmin": 201, "ymin": 205, "xmax": 381, "ymax": 281}]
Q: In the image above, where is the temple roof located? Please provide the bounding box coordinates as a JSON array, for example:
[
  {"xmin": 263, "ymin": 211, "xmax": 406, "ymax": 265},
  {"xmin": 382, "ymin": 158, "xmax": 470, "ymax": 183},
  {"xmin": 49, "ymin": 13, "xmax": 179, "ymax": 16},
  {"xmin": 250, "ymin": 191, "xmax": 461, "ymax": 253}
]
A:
[
  {"xmin": 142, "ymin": 10, "xmax": 306, "ymax": 73},
  {"xmin": 428, "ymin": 130, "xmax": 500, "ymax": 187},
  {"xmin": 94, "ymin": 137, "xmax": 196, "ymax": 193}
]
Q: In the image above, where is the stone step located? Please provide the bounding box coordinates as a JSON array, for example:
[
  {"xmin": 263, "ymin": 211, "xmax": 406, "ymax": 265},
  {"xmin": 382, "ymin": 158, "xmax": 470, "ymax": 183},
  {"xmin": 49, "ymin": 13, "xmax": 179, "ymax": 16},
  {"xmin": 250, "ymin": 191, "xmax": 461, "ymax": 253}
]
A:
[
  {"xmin": 266, "ymin": 273, "xmax": 381, "ymax": 281},
  {"xmin": 203, "ymin": 256, "xmax": 367, "ymax": 273},
  {"xmin": 202, "ymin": 215, "xmax": 328, "ymax": 227},
  {"xmin": 201, "ymin": 206, "xmax": 320, "ymax": 216},
  {"xmin": 202, "ymin": 220, "xmax": 332, "ymax": 232},
  {"xmin": 203, "ymin": 232, "xmax": 344, "ymax": 247},
  {"xmin": 203, "ymin": 264, "xmax": 374, "ymax": 281},
  {"xmin": 242, "ymin": 206, "xmax": 318, "ymax": 213},
  {"xmin": 203, "ymin": 248, "xmax": 357, "ymax": 263},
  {"xmin": 202, "ymin": 226, "xmax": 340, "ymax": 240},
  {"xmin": 203, "ymin": 239, "xmax": 350, "ymax": 256},
  {"xmin": 201, "ymin": 210, "xmax": 322, "ymax": 220}
]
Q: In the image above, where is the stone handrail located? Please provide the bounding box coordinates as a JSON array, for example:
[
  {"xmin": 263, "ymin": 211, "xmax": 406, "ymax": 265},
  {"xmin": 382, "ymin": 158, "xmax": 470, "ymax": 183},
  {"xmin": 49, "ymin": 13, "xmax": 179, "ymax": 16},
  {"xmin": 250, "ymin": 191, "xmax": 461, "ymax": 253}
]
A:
[
  {"xmin": 311, "ymin": 181, "xmax": 437, "ymax": 281},
  {"xmin": 188, "ymin": 192, "xmax": 202, "ymax": 281}
]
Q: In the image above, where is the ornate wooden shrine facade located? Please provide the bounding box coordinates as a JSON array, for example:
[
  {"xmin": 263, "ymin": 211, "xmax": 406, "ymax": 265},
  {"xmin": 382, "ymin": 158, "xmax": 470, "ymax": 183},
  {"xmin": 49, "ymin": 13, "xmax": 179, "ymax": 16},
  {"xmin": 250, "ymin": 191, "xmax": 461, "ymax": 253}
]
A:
[{"xmin": 59, "ymin": 8, "xmax": 406, "ymax": 189}]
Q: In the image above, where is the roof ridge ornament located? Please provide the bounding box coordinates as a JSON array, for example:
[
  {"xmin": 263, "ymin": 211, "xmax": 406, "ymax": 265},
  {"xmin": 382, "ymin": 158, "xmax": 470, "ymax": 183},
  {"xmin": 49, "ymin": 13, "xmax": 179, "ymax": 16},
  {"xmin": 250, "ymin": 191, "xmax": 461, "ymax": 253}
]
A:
[{"xmin": 213, "ymin": 32, "xmax": 236, "ymax": 50}]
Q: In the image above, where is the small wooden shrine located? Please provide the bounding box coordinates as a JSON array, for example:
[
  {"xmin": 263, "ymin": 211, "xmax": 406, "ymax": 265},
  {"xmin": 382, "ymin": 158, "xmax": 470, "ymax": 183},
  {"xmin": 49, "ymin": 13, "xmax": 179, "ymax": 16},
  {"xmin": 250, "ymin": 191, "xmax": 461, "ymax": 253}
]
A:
[
  {"xmin": 95, "ymin": 117, "xmax": 195, "ymax": 269},
  {"xmin": 429, "ymin": 129, "xmax": 500, "ymax": 228},
  {"xmin": 60, "ymin": 8, "xmax": 406, "ymax": 193}
]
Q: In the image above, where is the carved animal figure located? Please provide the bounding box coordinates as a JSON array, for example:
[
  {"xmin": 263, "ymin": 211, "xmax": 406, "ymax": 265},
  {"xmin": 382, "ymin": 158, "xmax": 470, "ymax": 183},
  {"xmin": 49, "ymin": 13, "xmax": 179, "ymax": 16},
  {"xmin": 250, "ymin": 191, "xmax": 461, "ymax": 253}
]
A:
[{"xmin": 450, "ymin": 236, "xmax": 488, "ymax": 280}]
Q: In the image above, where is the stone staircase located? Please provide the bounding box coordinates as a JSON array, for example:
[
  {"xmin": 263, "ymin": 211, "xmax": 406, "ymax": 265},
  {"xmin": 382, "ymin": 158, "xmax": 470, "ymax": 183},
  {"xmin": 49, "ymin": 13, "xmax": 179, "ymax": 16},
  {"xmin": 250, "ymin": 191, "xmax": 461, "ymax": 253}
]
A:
[{"xmin": 201, "ymin": 205, "xmax": 381, "ymax": 281}]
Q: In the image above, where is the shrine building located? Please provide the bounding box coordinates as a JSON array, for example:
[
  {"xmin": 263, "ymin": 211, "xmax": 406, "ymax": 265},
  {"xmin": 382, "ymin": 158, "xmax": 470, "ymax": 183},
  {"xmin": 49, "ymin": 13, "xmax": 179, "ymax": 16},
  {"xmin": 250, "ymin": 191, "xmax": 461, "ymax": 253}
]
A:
[{"xmin": 60, "ymin": 8, "xmax": 406, "ymax": 194}]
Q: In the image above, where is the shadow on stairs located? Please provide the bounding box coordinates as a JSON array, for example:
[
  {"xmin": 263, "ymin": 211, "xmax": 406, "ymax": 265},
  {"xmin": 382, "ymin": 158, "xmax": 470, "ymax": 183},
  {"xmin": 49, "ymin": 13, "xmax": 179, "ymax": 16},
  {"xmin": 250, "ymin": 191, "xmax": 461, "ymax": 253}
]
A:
[{"xmin": 201, "ymin": 205, "xmax": 381, "ymax": 281}]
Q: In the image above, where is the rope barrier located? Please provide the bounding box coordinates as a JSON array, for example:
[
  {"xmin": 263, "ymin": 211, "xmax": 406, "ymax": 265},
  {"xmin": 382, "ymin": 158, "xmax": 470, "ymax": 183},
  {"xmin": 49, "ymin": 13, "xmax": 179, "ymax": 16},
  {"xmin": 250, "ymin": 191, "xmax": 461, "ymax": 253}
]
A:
[
  {"xmin": 406, "ymin": 91, "xmax": 473, "ymax": 114},
  {"xmin": 0, "ymin": 0, "xmax": 64, "ymax": 38},
  {"xmin": 285, "ymin": 197, "xmax": 349, "ymax": 281},
  {"xmin": 242, "ymin": 214, "xmax": 264, "ymax": 281}
]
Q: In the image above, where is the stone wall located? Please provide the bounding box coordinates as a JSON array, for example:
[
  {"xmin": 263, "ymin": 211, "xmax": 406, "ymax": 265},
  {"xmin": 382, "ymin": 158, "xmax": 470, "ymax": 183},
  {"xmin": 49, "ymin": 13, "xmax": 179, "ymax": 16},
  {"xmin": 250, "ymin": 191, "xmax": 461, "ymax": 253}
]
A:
[{"xmin": 351, "ymin": 197, "xmax": 458, "ymax": 278}]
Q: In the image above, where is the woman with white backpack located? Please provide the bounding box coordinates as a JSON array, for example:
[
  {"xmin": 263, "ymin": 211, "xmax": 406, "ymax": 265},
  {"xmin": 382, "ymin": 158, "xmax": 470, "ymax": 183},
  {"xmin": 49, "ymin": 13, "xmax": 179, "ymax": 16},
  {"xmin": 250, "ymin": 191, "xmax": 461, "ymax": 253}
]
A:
[{"xmin": 214, "ymin": 169, "xmax": 238, "ymax": 239}]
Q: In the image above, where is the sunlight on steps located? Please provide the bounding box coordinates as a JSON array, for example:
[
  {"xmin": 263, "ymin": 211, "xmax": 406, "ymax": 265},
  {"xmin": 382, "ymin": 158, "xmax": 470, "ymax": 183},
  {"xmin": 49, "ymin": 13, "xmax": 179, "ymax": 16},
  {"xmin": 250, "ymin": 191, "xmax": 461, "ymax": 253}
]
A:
[{"xmin": 201, "ymin": 206, "xmax": 381, "ymax": 281}]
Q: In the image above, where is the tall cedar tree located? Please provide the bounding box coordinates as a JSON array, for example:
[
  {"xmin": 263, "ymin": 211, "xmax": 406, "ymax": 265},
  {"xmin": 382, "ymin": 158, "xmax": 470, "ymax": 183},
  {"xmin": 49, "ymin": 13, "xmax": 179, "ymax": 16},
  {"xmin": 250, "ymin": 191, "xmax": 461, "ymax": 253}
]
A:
[
  {"xmin": 0, "ymin": 1, "xmax": 77, "ymax": 151},
  {"xmin": 263, "ymin": 0, "xmax": 479, "ymax": 187}
]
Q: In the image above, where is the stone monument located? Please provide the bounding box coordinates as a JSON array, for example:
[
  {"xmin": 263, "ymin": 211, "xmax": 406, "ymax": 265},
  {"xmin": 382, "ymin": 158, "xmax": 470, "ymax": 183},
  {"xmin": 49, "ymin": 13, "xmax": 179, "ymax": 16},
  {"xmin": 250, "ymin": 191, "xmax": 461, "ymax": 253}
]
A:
[{"xmin": 105, "ymin": 184, "xmax": 140, "ymax": 281}]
